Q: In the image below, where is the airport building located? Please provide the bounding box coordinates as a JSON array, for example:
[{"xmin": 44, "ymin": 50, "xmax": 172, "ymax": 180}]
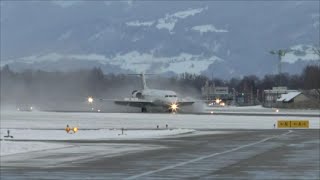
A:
[
  {"xmin": 263, "ymin": 87, "xmax": 297, "ymax": 107},
  {"xmin": 263, "ymin": 87, "xmax": 318, "ymax": 108},
  {"xmin": 201, "ymin": 81, "xmax": 232, "ymax": 102}
]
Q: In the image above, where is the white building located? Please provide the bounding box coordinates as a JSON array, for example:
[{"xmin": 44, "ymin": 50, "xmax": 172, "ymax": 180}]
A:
[
  {"xmin": 201, "ymin": 81, "xmax": 230, "ymax": 101},
  {"xmin": 263, "ymin": 87, "xmax": 298, "ymax": 107}
]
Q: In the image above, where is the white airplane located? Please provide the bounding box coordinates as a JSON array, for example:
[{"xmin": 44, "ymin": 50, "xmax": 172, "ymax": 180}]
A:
[{"xmin": 90, "ymin": 73, "xmax": 195, "ymax": 112}]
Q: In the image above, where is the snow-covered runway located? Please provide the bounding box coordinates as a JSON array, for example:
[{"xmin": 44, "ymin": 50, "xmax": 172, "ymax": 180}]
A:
[
  {"xmin": 0, "ymin": 110, "xmax": 319, "ymax": 179},
  {"xmin": 0, "ymin": 128, "xmax": 199, "ymax": 156},
  {"xmin": 1, "ymin": 110, "xmax": 319, "ymax": 130},
  {"xmin": 0, "ymin": 129, "xmax": 196, "ymax": 141}
]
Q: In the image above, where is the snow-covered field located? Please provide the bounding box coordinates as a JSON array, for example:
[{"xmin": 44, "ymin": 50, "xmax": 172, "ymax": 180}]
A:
[
  {"xmin": 0, "ymin": 128, "xmax": 196, "ymax": 157},
  {"xmin": 1, "ymin": 141, "xmax": 69, "ymax": 156},
  {"xmin": 1, "ymin": 110, "xmax": 318, "ymax": 156},
  {"xmin": 0, "ymin": 129, "xmax": 195, "ymax": 141},
  {"xmin": 204, "ymin": 105, "xmax": 320, "ymax": 115},
  {"xmin": 1, "ymin": 110, "xmax": 319, "ymax": 130}
]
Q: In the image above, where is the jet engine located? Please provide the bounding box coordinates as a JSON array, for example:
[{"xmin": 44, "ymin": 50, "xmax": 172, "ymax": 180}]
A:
[{"xmin": 132, "ymin": 90, "xmax": 143, "ymax": 99}]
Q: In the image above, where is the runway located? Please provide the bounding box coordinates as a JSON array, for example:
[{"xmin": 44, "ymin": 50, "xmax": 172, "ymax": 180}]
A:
[{"xmin": 1, "ymin": 129, "xmax": 319, "ymax": 179}]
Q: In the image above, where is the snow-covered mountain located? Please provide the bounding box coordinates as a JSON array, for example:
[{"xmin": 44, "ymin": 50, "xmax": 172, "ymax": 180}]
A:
[{"xmin": 1, "ymin": 1, "xmax": 319, "ymax": 78}]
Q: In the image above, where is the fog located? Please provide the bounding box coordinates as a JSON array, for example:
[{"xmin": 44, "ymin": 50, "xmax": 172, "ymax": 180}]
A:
[{"xmin": 0, "ymin": 67, "xmax": 204, "ymax": 113}]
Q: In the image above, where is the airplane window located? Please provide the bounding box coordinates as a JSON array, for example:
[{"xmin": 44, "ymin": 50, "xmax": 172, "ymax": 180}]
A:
[{"xmin": 165, "ymin": 95, "xmax": 168, "ymax": 97}]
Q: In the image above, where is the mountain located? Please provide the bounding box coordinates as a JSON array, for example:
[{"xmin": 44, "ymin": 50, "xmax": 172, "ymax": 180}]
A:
[{"xmin": 1, "ymin": 1, "xmax": 319, "ymax": 78}]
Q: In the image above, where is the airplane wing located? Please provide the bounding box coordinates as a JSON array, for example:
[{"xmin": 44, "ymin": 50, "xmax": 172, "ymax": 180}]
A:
[
  {"xmin": 114, "ymin": 98, "xmax": 155, "ymax": 108},
  {"xmin": 177, "ymin": 101, "xmax": 195, "ymax": 106},
  {"xmin": 88, "ymin": 97, "xmax": 155, "ymax": 107},
  {"xmin": 175, "ymin": 97, "xmax": 196, "ymax": 107}
]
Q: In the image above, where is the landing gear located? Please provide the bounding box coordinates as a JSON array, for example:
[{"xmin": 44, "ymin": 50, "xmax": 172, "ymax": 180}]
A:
[{"xmin": 141, "ymin": 107, "xmax": 147, "ymax": 113}]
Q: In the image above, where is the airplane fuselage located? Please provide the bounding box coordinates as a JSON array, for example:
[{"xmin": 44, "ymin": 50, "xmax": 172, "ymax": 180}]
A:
[{"xmin": 132, "ymin": 89, "xmax": 178, "ymax": 107}]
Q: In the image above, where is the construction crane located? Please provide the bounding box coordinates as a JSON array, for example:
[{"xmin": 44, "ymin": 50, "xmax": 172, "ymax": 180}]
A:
[
  {"xmin": 270, "ymin": 46, "xmax": 320, "ymax": 85},
  {"xmin": 269, "ymin": 49, "xmax": 291, "ymax": 86},
  {"xmin": 312, "ymin": 47, "xmax": 320, "ymax": 66}
]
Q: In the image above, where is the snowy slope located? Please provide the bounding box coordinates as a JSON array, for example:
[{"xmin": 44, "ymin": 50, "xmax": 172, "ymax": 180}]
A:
[
  {"xmin": 1, "ymin": 1, "xmax": 319, "ymax": 77},
  {"xmin": 282, "ymin": 45, "xmax": 319, "ymax": 64},
  {"xmin": 6, "ymin": 52, "xmax": 222, "ymax": 74}
]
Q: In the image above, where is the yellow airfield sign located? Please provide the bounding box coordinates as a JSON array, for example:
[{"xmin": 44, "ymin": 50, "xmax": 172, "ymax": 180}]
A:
[
  {"xmin": 277, "ymin": 120, "xmax": 291, "ymax": 128},
  {"xmin": 290, "ymin": 120, "xmax": 309, "ymax": 128},
  {"xmin": 277, "ymin": 120, "xmax": 309, "ymax": 128}
]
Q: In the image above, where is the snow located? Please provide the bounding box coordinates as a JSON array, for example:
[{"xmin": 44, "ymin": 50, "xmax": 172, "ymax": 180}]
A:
[
  {"xmin": 0, "ymin": 126, "xmax": 195, "ymax": 156},
  {"xmin": 126, "ymin": 20, "xmax": 155, "ymax": 27},
  {"xmin": 9, "ymin": 51, "xmax": 221, "ymax": 74},
  {"xmin": 156, "ymin": 17, "xmax": 177, "ymax": 33},
  {"xmin": 277, "ymin": 92, "xmax": 301, "ymax": 102},
  {"xmin": 282, "ymin": 44, "xmax": 319, "ymax": 64},
  {"xmin": 1, "ymin": 141, "xmax": 68, "ymax": 156},
  {"xmin": 172, "ymin": 8, "xmax": 206, "ymax": 19},
  {"xmin": 156, "ymin": 7, "xmax": 207, "ymax": 33},
  {"xmin": 191, "ymin": 25, "xmax": 228, "ymax": 34},
  {"xmin": 1, "ymin": 111, "xmax": 319, "ymax": 130},
  {"xmin": 158, "ymin": 53, "xmax": 221, "ymax": 74},
  {"xmin": 204, "ymin": 105, "xmax": 319, "ymax": 116},
  {"xmin": 0, "ymin": 110, "xmax": 318, "ymax": 157},
  {"xmin": 0, "ymin": 129, "xmax": 196, "ymax": 141},
  {"xmin": 112, "ymin": 51, "xmax": 221, "ymax": 74},
  {"xmin": 20, "ymin": 53, "xmax": 64, "ymax": 64},
  {"xmin": 206, "ymin": 105, "xmax": 267, "ymax": 111}
]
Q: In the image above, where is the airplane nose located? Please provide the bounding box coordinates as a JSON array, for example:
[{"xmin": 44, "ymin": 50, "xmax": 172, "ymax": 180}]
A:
[{"xmin": 167, "ymin": 97, "xmax": 178, "ymax": 104}]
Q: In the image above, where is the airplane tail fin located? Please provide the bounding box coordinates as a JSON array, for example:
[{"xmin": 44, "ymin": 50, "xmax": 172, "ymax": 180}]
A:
[
  {"xmin": 140, "ymin": 73, "xmax": 148, "ymax": 90},
  {"xmin": 128, "ymin": 73, "xmax": 154, "ymax": 90}
]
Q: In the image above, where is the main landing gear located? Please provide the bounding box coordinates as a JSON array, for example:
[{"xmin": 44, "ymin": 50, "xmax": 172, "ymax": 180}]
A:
[{"xmin": 141, "ymin": 107, "xmax": 147, "ymax": 112}]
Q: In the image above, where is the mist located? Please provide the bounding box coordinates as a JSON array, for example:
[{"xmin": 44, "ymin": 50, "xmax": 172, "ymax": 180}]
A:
[
  {"xmin": 2, "ymin": 65, "xmax": 319, "ymax": 112},
  {"xmin": 0, "ymin": 66, "xmax": 203, "ymax": 112}
]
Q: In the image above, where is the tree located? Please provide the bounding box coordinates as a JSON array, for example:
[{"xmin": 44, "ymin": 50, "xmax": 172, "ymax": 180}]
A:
[{"xmin": 302, "ymin": 65, "xmax": 320, "ymax": 89}]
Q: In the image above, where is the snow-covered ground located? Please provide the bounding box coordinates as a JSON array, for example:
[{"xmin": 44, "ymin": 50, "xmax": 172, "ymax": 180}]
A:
[
  {"xmin": 0, "ymin": 141, "xmax": 164, "ymax": 159},
  {"xmin": 1, "ymin": 110, "xmax": 318, "ymax": 156},
  {"xmin": 1, "ymin": 110, "xmax": 319, "ymax": 130},
  {"xmin": 0, "ymin": 128, "xmax": 196, "ymax": 157},
  {"xmin": 204, "ymin": 105, "xmax": 320, "ymax": 114},
  {"xmin": 0, "ymin": 127, "xmax": 196, "ymax": 156},
  {"xmin": 1, "ymin": 141, "xmax": 69, "ymax": 156},
  {"xmin": 0, "ymin": 129, "xmax": 195, "ymax": 141}
]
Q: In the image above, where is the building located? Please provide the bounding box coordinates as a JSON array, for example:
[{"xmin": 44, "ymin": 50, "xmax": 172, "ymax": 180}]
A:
[
  {"xmin": 201, "ymin": 81, "xmax": 232, "ymax": 102},
  {"xmin": 276, "ymin": 91, "xmax": 313, "ymax": 108},
  {"xmin": 263, "ymin": 86, "xmax": 320, "ymax": 108},
  {"xmin": 263, "ymin": 87, "xmax": 298, "ymax": 107}
]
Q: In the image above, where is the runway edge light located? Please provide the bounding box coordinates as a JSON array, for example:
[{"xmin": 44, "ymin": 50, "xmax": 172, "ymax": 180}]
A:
[{"xmin": 73, "ymin": 127, "xmax": 78, "ymax": 133}]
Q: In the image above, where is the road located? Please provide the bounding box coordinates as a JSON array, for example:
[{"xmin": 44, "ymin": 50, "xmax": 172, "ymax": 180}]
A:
[{"xmin": 1, "ymin": 129, "xmax": 319, "ymax": 179}]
